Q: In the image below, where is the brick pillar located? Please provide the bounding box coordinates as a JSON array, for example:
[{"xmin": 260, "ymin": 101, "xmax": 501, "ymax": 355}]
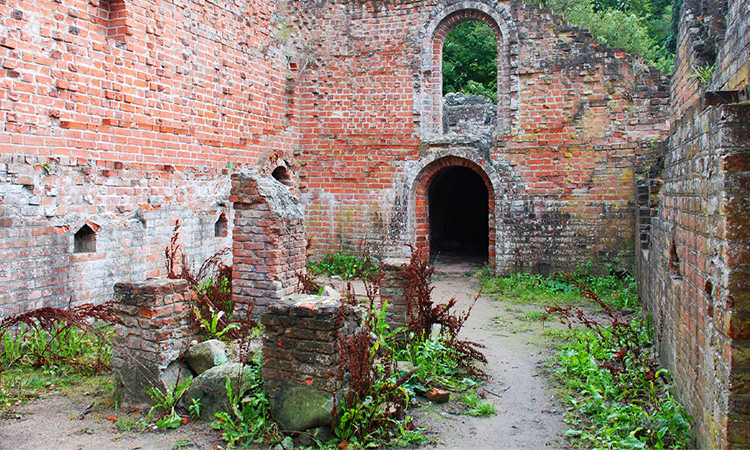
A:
[
  {"xmin": 112, "ymin": 278, "xmax": 197, "ymax": 405},
  {"xmin": 231, "ymin": 173, "xmax": 306, "ymax": 317},
  {"xmin": 261, "ymin": 294, "xmax": 362, "ymax": 431},
  {"xmin": 379, "ymin": 258, "xmax": 412, "ymax": 330}
]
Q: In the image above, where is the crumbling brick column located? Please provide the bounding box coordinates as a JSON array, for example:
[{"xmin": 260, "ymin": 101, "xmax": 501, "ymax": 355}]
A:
[
  {"xmin": 261, "ymin": 294, "xmax": 361, "ymax": 431},
  {"xmin": 379, "ymin": 258, "xmax": 412, "ymax": 330},
  {"xmin": 231, "ymin": 173, "xmax": 306, "ymax": 317},
  {"xmin": 112, "ymin": 278, "xmax": 197, "ymax": 405}
]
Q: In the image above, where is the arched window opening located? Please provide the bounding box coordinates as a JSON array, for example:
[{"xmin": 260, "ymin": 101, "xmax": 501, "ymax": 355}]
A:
[
  {"xmin": 74, "ymin": 224, "xmax": 97, "ymax": 253},
  {"xmin": 443, "ymin": 21, "xmax": 498, "ymax": 103}
]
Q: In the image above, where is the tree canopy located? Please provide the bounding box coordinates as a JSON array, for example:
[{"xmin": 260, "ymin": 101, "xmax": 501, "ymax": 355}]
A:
[
  {"xmin": 442, "ymin": 21, "xmax": 498, "ymax": 103},
  {"xmin": 442, "ymin": 0, "xmax": 677, "ymax": 102}
]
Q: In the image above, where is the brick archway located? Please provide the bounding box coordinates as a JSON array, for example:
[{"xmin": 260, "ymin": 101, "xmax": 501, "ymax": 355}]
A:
[
  {"xmin": 417, "ymin": 1, "xmax": 518, "ymax": 137},
  {"xmin": 414, "ymin": 156, "xmax": 496, "ymax": 267}
]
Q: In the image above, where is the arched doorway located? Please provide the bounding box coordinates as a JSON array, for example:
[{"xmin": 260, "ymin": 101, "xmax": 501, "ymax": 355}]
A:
[
  {"xmin": 412, "ymin": 155, "xmax": 495, "ymax": 271},
  {"xmin": 429, "ymin": 166, "xmax": 489, "ymax": 263}
]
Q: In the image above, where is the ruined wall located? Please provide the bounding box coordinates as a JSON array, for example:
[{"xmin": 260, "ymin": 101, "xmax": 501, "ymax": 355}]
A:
[
  {"xmin": 1, "ymin": 0, "xmax": 671, "ymax": 314},
  {"xmin": 231, "ymin": 172, "xmax": 306, "ymax": 315},
  {"xmin": 637, "ymin": 0, "xmax": 750, "ymax": 447},
  {"xmin": 293, "ymin": 0, "xmax": 669, "ymax": 273},
  {"xmin": 0, "ymin": 0, "xmax": 298, "ymax": 316}
]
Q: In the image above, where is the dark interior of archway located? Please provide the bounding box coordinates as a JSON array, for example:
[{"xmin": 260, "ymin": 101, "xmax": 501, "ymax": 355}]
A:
[{"xmin": 429, "ymin": 166, "xmax": 489, "ymax": 263}]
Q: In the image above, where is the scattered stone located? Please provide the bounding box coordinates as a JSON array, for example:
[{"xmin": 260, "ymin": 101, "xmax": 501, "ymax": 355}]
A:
[
  {"xmin": 396, "ymin": 361, "xmax": 415, "ymax": 373},
  {"xmin": 321, "ymin": 285, "xmax": 341, "ymax": 300},
  {"xmin": 268, "ymin": 384, "xmax": 338, "ymax": 431},
  {"xmin": 183, "ymin": 362, "xmax": 254, "ymax": 420},
  {"xmin": 186, "ymin": 339, "xmax": 227, "ymax": 375},
  {"xmin": 426, "ymin": 388, "xmax": 450, "ymax": 404}
]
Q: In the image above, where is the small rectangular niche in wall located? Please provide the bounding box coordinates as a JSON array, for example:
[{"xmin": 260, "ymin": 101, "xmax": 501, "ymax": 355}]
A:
[
  {"xmin": 74, "ymin": 224, "xmax": 97, "ymax": 253},
  {"xmin": 214, "ymin": 212, "xmax": 228, "ymax": 238}
]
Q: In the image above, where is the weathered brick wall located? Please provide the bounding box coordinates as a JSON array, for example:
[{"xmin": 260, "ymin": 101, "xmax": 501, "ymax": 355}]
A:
[
  {"xmin": 112, "ymin": 278, "xmax": 197, "ymax": 405},
  {"xmin": 636, "ymin": 0, "xmax": 750, "ymax": 447},
  {"xmin": 261, "ymin": 294, "xmax": 362, "ymax": 431},
  {"xmin": 231, "ymin": 172, "xmax": 306, "ymax": 316},
  {"xmin": 293, "ymin": 0, "xmax": 669, "ymax": 274},
  {"xmin": 0, "ymin": 0, "xmax": 298, "ymax": 316},
  {"xmin": 2, "ymin": 0, "xmax": 670, "ymax": 311}
]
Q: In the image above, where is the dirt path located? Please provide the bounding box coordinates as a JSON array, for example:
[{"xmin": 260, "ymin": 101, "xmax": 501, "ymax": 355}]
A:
[
  {"xmin": 0, "ymin": 274, "xmax": 569, "ymax": 450},
  {"xmin": 414, "ymin": 275, "xmax": 569, "ymax": 450}
]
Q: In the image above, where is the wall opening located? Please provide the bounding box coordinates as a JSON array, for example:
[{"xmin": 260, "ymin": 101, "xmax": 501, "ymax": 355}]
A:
[
  {"xmin": 74, "ymin": 224, "xmax": 97, "ymax": 253},
  {"xmin": 668, "ymin": 240, "xmax": 681, "ymax": 279},
  {"xmin": 428, "ymin": 166, "xmax": 489, "ymax": 262},
  {"xmin": 443, "ymin": 21, "xmax": 497, "ymax": 102},
  {"xmin": 271, "ymin": 166, "xmax": 293, "ymax": 187},
  {"xmin": 214, "ymin": 212, "xmax": 228, "ymax": 238},
  {"xmin": 420, "ymin": 6, "xmax": 517, "ymax": 137},
  {"xmin": 93, "ymin": 0, "xmax": 128, "ymax": 41}
]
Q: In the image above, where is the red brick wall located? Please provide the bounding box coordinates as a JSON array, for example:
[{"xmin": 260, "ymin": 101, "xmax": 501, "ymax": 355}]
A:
[
  {"xmin": 0, "ymin": 0, "xmax": 297, "ymax": 316},
  {"xmin": 295, "ymin": 0, "xmax": 668, "ymax": 274},
  {"xmin": 1, "ymin": 0, "xmax": 670, "ymax": 315},
  {"xmin": 637, "ymin": 0, "xmax": 750, "ymax": 447}
]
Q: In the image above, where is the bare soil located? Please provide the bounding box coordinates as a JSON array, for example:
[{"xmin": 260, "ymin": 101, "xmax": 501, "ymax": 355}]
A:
[
  {"xmin": 413, "ymin": 275, "xmax": 569, "ymax": 450},
  {"xmin": 0, "ymin": 274, "xmax": 570, "ymax": 450}
]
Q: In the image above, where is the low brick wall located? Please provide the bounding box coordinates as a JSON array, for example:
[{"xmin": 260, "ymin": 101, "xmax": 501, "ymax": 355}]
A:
[
  {"xmin": 261, "ymin": 294, "xmax": 362, "ymax": 431},
  {"xmin": 379, "ymin": 258, "xmax": 412, "ymax": 331},
  {"xmin": 112, "ymin": 278, "xmax": 197, "ymax": 405}
]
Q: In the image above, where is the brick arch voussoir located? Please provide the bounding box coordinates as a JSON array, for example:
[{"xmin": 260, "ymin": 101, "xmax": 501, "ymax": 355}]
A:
[{"xmin": 433, "ymin": 10, "xmax": 503, "ymax": 43}]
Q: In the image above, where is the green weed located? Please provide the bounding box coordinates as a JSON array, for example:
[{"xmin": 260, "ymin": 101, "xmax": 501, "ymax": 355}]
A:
[
  {"xmin": 461, "ymin": 390, "xmax": 496, "ymax": 417},
  {"xmin": 479, "ymin": 271, "xmax": 637, "ymax": 310},
  {"xmin": 519, "ymin": 310, "xmax": 547, "ymax": 322},
  {"xmin": 193, "ymin": 306, "xmax": 239, "ymax": 341},
  {"xmin": 211, "ymin": 369, "xmax": 276, "ymax": 449},
  {"xmin": 144, "ymin": 376, "xmax": 192, "ymax": 429},
  {"xmin": 553, "ymin": 318, "xmax": 693, "ymax": 449},
  {"xmin": 307, "ymin": 251, "xmax": 378, "ymax": 280}
]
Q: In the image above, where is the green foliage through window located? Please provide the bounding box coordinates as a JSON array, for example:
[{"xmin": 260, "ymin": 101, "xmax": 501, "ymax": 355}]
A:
[{"xmin": 443, "ymin": 21, "xmax": 498, "ymax": 103}]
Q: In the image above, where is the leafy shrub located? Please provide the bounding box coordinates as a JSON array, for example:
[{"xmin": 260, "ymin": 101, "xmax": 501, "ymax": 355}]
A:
[
  {"xmin": 546, "ymin": 0, "xmax": 674, "ymax": 73},
  {"xmin": 443, "ymin": 21, "xmax": 498, "ymax": 103}
]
